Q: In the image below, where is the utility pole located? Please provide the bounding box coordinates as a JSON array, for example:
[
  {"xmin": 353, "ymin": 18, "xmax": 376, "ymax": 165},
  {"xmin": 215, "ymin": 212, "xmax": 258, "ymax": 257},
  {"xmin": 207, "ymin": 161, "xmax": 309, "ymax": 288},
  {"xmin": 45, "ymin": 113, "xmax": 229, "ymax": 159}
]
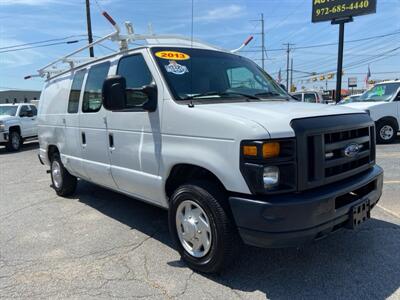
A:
[
  {"xmin": 85, "ymin": 0, "xmax": 94, "ymax": 57},
  {"xmin": 251, "ymin": 14, "xmax": 266, "ymax": 70},
  {"xmin": 283, "ymin": 43, "xmax": 294, "ymax": 91},
  {"xmin": 261, "ymin": 13, "xmax": 265, "ymax": 70},
  {"xmin": 290, "ymin": 58, "xmax": 293, "ymax": 92}
]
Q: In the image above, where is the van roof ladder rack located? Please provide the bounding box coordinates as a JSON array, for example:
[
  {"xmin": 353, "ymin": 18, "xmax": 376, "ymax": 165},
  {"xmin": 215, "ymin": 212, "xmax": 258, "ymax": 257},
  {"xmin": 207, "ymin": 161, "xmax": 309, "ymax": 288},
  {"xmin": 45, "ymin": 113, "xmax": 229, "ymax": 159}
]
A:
[{"xmin": 26, "ymin": 12, "xmax": 252, "ymax": 80}]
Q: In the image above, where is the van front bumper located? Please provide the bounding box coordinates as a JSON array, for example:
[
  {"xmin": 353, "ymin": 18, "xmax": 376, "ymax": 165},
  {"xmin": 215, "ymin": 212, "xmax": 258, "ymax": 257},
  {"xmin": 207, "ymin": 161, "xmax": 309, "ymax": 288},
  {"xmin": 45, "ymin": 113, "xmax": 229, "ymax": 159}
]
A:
[{"xmin": 229, "ymin": 165, "xmax": 383, "ymax": 248}]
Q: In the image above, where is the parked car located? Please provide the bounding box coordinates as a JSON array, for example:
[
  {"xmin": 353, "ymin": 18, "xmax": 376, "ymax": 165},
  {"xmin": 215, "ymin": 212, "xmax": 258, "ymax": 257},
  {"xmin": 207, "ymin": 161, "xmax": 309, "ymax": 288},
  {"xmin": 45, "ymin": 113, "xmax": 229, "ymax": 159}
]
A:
[
  {"xmin": 342, "ymin": 80, "xmax": 400, "ymax": 143},
  {"xmin": 290, "ymin": 91, "xmax": 326, "ymax": 103},
  {"xmin": 37, "ymin": 38, "xmax": 383, "ymax": 273},
  {"xmin": 0, "ymin": 103, "xmax": 38, "ymax": 151},
  {"xmin": 338, "ymin": 93, "xmax": 362, "ymax": 105}
]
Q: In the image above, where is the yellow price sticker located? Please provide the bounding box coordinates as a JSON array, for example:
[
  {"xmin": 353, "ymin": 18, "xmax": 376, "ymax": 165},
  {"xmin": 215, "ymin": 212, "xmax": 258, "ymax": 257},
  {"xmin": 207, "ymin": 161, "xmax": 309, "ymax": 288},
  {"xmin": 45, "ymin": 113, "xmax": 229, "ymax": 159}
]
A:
[{"xmin": 155, "ymin": 51, "xmax": 190, "ymax": 60}]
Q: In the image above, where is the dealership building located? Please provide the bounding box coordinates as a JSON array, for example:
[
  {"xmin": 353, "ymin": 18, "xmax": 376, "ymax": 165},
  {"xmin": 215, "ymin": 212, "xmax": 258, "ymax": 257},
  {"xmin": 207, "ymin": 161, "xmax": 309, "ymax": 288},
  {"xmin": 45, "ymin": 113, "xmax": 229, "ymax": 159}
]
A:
[{"xmin": 0, "ymin": 90, "xmax": 41, "ymax": 104}]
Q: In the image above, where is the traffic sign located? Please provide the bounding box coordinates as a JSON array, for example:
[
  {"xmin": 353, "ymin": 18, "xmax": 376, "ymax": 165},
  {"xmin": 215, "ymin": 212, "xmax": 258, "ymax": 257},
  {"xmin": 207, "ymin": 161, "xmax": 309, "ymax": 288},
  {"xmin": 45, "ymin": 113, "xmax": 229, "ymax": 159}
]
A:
[{"xmin": 312, "ymin": 0, "xmax": 377, "ymax": 23}]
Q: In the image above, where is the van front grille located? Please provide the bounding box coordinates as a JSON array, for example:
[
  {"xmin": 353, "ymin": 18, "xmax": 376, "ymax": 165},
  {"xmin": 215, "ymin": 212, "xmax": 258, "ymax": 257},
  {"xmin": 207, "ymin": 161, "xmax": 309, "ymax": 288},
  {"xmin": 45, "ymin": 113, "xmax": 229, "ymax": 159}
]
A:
[{"xmin": 291, "ymin": 114, "xmax": 376, "ymax": 191}]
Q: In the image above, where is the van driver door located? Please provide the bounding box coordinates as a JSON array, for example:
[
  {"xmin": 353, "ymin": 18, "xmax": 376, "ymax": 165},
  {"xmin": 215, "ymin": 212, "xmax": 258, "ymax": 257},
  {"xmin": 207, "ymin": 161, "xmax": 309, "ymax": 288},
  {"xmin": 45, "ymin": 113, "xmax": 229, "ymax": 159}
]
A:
[{"xmin": 105, "ymin": 51, "xmax": 164, "ymax": 204}]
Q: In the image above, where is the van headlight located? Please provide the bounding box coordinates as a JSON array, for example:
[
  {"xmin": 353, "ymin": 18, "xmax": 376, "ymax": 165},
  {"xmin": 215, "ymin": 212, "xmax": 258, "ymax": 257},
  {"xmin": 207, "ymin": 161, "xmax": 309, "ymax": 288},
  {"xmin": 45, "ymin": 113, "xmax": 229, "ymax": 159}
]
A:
[
  {"xmin": 0, "ymin": 121, "xmax": 5, "ymax": 132},
  {"xmin": 240, "ymin": 139, "xmax": 296, "ymax": 194},
  {"xmin": 263, "ymin": 166, "xmax": 279, "ymax": 189}
]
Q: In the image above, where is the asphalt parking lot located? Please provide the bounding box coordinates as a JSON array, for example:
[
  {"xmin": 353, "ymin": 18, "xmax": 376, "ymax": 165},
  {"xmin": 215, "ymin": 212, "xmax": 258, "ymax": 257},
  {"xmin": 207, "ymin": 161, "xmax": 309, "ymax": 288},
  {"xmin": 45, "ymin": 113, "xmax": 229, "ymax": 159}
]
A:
[{"xmin": 0, "ymin": 139, "xmax": 399, "ymax": 299}]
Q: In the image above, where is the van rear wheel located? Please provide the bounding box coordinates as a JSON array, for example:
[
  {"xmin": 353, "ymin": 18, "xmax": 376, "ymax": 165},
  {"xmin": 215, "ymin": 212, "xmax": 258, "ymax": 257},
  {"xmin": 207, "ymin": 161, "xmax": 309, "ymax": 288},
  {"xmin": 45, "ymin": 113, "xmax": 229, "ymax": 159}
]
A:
[
  {"xmin": 50, "ymin": 153, "xmax": 77, "ymax": 197},
  {"xmin": 168, "ymin": 181, "xmax": 238, "ymax": 274}
]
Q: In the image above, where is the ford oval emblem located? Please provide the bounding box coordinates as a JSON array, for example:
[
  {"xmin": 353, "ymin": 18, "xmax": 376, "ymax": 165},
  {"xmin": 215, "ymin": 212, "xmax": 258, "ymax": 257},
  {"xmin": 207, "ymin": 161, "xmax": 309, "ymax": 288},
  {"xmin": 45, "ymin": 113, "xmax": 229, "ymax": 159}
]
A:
[{"xmin": 344, "ymin": 143, "xmax": 362, "ymax": 158}]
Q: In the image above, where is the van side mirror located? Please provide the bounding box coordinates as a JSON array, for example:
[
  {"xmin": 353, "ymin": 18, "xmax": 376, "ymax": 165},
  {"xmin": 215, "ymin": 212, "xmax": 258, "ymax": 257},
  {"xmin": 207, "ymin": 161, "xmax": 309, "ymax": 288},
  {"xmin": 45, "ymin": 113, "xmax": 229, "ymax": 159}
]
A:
[
  {"xmin": 102, "ymin": 76, "xmax": 158, "ymax": 112},
  {"xmin": 102, "ymin": 76, "xmax": 127, "ymax": 111},
  {"xmin": 141, "ymin": 83, "xmax": 157, "ymax": 112}
]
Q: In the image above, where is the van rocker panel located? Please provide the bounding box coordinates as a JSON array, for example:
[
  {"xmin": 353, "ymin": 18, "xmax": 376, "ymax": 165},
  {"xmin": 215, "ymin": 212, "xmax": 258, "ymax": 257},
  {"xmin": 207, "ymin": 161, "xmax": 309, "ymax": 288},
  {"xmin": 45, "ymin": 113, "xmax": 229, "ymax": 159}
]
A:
[{"xmin": 229, "ymin": 165, "xmax": 383, "ymax": 248}]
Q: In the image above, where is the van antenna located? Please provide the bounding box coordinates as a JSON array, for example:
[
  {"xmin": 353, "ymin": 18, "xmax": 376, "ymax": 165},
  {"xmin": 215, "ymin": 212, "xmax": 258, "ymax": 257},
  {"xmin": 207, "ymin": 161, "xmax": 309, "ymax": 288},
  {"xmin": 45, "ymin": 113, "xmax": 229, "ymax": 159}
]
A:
[{"xmin": 191, "ymin": 0, "xmax": 194, "ymax": 47}]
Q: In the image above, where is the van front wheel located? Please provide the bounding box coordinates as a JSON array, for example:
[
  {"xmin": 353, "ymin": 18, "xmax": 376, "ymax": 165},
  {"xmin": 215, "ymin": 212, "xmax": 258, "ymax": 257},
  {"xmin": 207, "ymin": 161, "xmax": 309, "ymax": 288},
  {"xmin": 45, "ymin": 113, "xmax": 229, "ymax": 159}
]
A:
[
  {"xmin": 50, "ymin": 153, "xmax": 77, "ymax": 197},
  {"xmin": 168, "ymin": 181, "xmax": 237, "ymax": 274}
]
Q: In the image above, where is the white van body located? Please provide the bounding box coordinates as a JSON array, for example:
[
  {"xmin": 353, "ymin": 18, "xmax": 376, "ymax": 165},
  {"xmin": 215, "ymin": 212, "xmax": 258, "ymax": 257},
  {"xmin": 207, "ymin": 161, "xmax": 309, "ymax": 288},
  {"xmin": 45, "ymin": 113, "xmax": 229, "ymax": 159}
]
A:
[{"xmin": 37, "ymin": 41, "xmax": 383, "ymax": 273}]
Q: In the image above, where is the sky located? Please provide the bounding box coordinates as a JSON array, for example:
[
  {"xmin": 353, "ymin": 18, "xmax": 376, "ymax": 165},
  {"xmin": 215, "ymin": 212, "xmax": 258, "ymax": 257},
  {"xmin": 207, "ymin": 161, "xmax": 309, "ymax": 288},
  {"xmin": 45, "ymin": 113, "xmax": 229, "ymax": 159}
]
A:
[{"xmin": 0, "ymin": 0, "xmax": 399, "ymax": 92}]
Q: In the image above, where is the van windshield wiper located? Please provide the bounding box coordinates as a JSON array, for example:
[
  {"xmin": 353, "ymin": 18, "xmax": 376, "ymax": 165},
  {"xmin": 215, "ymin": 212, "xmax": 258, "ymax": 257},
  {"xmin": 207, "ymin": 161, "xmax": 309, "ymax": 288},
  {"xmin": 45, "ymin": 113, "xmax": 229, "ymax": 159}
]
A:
[
  {"xmin": 255, "ymin": 91, "xmax": 284, "ymax": 97},
  {"xmin": 183, "ymin": 91, "xmax": 261, "ymax": 100}
]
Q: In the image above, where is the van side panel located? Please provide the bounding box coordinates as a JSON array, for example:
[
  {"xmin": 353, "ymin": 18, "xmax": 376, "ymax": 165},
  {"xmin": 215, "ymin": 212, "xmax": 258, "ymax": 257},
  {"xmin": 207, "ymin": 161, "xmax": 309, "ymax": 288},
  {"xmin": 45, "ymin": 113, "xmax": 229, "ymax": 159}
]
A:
[{"xmin": 38, "ymin": 75, "xmax": 71, "ymax": 167}]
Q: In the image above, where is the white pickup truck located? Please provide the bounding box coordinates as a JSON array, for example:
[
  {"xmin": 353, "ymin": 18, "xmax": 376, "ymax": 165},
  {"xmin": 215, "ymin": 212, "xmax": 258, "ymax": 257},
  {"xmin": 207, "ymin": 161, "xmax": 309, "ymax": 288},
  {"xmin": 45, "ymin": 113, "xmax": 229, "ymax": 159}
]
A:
[
  {"xmin": 0, "ymin": 103, "xmax": 38, "ymax": 151},
  {"xmin": 341, "ymin": 81, "xmax": 400, "ymax": 144}
]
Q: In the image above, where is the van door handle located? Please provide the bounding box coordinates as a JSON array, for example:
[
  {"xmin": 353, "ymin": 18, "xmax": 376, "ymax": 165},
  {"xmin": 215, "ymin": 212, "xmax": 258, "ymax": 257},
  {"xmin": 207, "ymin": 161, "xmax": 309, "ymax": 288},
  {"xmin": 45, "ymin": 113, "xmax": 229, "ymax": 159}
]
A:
[
  {"xmin": 81, "ymin": 132, "xmax": 86, "ymax": 146},
  {"xmin": 109, "ymin": 133, "xmax": 114, "ymax": 149}
]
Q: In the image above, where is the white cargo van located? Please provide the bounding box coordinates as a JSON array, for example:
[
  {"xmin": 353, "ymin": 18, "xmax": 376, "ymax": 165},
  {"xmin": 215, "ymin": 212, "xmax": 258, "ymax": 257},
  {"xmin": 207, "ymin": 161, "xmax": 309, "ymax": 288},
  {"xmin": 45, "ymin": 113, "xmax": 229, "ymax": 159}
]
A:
[{"xmin": 37, "ymin": 33, "xmax": 383, "ymax": 273}]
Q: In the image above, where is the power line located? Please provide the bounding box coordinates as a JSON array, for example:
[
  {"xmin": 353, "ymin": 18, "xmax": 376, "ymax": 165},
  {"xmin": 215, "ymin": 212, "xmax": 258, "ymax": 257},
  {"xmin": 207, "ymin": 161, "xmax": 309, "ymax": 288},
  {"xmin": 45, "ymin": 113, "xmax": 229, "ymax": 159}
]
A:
[
  {"xmin": 0, "ymin": 35, "xmax": 87, "ymax": 51},
  {"xmin": 0, "ymin": 40, "xmax": 84, "ymax": 54},
  {"xmin": 240, "ymin": 31, "xmax": 400, "ymax": 53}
]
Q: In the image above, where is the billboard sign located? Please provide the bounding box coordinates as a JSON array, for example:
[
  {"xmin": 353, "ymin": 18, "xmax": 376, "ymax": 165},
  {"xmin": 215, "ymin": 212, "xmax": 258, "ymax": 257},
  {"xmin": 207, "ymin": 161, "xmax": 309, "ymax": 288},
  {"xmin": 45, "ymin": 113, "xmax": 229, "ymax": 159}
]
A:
[{"xmin": 312, "ymin": 0, "xmax": 377, "ymax": 23}]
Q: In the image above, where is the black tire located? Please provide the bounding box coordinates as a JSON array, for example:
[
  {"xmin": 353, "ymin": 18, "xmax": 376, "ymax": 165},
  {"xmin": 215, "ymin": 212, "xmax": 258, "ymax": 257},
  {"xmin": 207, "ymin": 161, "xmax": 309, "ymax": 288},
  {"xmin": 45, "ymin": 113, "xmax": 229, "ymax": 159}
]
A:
[
  {"xmin": 6, "ymin": 130, "xmax": 22, "ymax": 152},
  {"xmin": 168, "ymin": 181, "xmax": 238, "ymax": 274},
  {"xmin": 376, "ymin": 120, "xmax": 397, "ymax": 144},
  {"xmin": 50, "ymin": 152, "xmax": 77, "ymax": 197}
]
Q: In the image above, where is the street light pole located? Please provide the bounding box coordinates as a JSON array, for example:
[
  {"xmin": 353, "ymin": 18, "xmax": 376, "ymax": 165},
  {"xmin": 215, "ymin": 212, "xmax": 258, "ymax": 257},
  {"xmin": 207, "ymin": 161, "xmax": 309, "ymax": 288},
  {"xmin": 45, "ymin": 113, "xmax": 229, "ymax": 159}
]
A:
[{"xmin": 332, "ymin": 17, "xmax": 352, "ymax": 103}]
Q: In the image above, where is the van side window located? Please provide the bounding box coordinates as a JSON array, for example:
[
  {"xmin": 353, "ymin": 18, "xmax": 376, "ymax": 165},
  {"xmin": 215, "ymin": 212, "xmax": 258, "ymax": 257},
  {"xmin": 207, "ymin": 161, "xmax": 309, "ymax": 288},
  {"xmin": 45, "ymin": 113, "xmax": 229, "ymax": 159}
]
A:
[
  {"xmin": 68, "ymin": 70, "xmax": 86, "ymax": 113},
  {"xmin": 82, "ymin": 62, "xmax": 110, "ymax": 113},
  {"xmin": 117, "ymin": 54, "xmax": 153, "ymax": 108}
]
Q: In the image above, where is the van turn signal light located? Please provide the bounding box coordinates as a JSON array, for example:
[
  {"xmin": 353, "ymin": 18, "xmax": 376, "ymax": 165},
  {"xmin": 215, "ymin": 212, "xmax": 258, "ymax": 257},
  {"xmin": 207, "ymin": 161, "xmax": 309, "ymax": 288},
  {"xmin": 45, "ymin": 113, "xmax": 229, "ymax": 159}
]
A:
[
  {"xmin": 243, "ymin": 145, "xmax": 258, "ymax": 156},
  {"xmin": 263, "ymin": 142, "xmax": 280, "ymax": 158}
]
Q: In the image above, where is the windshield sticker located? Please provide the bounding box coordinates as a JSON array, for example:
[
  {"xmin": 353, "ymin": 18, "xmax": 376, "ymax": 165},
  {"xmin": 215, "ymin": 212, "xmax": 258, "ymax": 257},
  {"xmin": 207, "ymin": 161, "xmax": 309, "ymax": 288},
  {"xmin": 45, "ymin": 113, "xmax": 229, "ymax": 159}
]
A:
[
  {"xmin": 376, "ymin": 86, "xmax": 385, "ymax": 96},
  {"xmin": 165, "ymin": 61, "xmax": 189, "ymax": 75},
  {"xmin": 156, "ymin": 51, "xmax": 190, "ymax": 60}
]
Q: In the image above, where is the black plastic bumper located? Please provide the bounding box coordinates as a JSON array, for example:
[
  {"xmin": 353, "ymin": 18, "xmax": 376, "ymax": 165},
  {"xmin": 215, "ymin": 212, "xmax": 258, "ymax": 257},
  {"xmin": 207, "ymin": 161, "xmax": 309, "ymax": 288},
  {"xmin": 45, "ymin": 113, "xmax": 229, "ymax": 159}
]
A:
[{"xmin": 229, "ymin": 165, "xmax": 383, "ymax": 248}]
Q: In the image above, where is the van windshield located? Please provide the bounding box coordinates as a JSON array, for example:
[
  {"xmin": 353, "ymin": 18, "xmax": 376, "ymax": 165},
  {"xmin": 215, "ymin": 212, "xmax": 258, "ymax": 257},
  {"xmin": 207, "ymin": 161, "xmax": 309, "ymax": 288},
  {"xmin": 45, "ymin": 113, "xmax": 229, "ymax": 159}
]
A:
[
  {"xmin": 151, "ymin": 47, "xmax": 289, "ymax": 102},
  {"xmin": 0, "ymin": 105, "xmax": 17, "ymax": 116},
  {"xmin": 357, "ymin": 83, "xmax": 400, "ymax": 102}
]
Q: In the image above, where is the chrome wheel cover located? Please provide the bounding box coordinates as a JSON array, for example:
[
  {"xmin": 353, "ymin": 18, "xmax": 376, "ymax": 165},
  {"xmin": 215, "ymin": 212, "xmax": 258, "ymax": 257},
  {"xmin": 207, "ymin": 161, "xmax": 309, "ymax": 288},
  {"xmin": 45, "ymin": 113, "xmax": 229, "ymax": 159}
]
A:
[
  {"xmin": 51, "ymin": 160, "xmax": 63, "ymax": 189},
  {"xmin": 380, "ymin": 125, "xmax": 394, "ymax": 140},
  {"xmin": 176, "ymin": 200, "xmax": 212, "ymax": 258}
]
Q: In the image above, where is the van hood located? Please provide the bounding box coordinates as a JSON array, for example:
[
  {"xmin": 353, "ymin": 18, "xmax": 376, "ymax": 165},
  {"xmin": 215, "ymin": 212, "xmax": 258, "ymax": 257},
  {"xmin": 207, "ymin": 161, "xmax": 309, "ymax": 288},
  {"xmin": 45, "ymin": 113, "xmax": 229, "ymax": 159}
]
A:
[
  {"xmin": 341, "ymin": 101, "xmax": 387, "ymax": 110},
  {"xmin": 195, "ymin": 101, "xmax": 364, "ymax": 138}
]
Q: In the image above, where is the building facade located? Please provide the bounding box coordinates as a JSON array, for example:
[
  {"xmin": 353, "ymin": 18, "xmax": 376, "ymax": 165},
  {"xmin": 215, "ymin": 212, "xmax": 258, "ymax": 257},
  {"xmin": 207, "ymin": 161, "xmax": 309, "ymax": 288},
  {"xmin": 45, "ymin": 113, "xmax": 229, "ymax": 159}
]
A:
[{"xmin": 0, "ymin": 90, "xmax": 41, "ymax": 104}]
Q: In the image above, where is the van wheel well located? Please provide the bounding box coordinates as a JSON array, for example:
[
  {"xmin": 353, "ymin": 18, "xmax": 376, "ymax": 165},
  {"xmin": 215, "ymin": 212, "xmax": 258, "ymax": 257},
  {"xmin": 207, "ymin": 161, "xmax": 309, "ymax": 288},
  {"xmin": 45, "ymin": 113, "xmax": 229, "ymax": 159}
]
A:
[
  {"xmin": 47, "ymin": 145, "xmax": 59, "ymax": 161},
  {"xmin": 165, "ymin": 164, "xmax": 226, "ymax": 200},
  {"xmin": 376, "ymin": 117, "xmax": 399, "ymax": 131},
  {"xmin": 9, "ymin": 126, "xmax": 21, "ymax": 134}
]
